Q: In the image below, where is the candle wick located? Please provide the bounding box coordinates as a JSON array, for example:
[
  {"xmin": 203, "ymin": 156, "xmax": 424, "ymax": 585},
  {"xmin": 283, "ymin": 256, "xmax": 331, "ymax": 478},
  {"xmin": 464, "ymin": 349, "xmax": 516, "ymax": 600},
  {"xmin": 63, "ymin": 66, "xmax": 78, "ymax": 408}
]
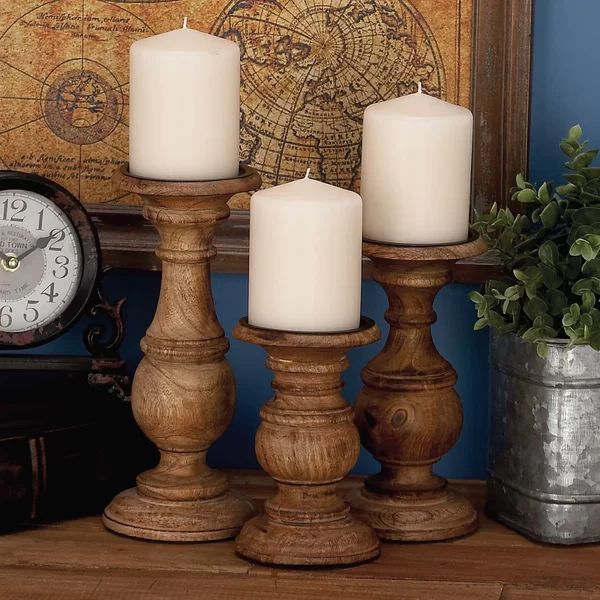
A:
[
  {"xmin": 417, "ymin": 81, "xmax": 422, "ymax": 94},
  {"xmin": 183, "ymin": 16, "xmax": 189, "ymax": 28},
  {"xmin": 304, "ymin": 168, "xmax": 311, "ymax": 179}
]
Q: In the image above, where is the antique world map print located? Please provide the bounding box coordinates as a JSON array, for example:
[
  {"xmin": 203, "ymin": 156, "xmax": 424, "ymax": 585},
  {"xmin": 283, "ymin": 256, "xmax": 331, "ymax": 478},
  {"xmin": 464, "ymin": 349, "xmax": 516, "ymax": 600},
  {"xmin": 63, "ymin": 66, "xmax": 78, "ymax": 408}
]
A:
[{"xmin": 0, "ymin": 0, "xmax": 472, "ymax": 209}]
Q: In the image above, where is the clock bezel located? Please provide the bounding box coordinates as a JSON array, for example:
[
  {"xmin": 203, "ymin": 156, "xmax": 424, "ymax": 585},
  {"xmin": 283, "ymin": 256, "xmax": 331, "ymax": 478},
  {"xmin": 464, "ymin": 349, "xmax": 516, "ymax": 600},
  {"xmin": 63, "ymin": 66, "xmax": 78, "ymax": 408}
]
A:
[{"xmin": 0, "ymin": 171, "xmax": 100, "ymax": 348}]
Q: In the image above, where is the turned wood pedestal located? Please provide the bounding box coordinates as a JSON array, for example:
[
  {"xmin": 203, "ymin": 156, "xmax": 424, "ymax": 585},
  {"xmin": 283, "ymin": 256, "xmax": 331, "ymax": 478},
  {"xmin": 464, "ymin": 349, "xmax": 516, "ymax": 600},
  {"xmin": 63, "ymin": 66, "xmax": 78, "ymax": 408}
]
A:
[
  {"xmin": 351, "ymin": 234, "xmax": 487, "ymax": 542},
  {"xmin": 103, "ymin": 165, "xmax": 261, "ymax": 542},
  {"xmin": 234, "ymin": 318, "xmax": 381, "ymax": 566}
]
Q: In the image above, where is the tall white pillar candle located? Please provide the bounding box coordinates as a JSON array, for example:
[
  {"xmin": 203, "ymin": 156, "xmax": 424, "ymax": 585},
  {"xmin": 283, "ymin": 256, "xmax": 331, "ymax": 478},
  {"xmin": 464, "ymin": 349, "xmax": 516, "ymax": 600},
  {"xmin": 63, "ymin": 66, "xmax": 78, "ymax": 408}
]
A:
[
  {"xmin": 129, "ymin": 20, "xmax": 240, "ymax": 181},
  {"xmin": 249, "ymin": 172, "xmax": 362, "ymax": 332},
  {"xmin": 361, "ymin": 87, "xmax": 473, "ymax": 244}
]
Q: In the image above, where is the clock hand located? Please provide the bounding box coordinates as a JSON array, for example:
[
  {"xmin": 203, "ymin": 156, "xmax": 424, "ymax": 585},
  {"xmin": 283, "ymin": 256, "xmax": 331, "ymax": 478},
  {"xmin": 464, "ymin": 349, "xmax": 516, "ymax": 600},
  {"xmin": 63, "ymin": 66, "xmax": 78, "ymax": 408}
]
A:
[
  {"xmin": 0, "ymin": 250, "xmax": 11, "ymax": 262},
  {"xmin": 15, "ymin": 227, "xmax": 65, "ymax": 263}
]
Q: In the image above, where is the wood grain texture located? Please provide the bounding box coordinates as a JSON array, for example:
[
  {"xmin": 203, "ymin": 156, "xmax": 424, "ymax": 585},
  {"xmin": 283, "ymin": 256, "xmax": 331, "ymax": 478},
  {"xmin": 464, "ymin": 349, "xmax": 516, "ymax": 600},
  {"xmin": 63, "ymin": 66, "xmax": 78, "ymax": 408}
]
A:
[
  {"xmin": 102, "ymin": 167, "xmax": 261, "ymax": 542},
  {"xmin": 233, "ymin": 319, "xmax": 381, "ymax": 566},
  {"xmin": 2, "ymin": 474, "xmax": 600, "ymax": 599},
  {"xmin": 471, "ymin": 0, "xmax": 532, "ymax": 213},
  {"xmin": 351, "ymin": 236, "xmax": 487, "ymax": 541}
]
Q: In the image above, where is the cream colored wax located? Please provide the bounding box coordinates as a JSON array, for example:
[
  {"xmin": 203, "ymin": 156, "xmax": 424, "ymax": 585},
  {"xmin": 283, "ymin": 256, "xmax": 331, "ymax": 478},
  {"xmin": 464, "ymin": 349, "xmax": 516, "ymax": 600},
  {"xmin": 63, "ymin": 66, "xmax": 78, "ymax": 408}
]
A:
[
  {"xmin": 248, "ymin": 172, "xmax": 362, "ymax": 332},
  {"xmin": 129, "ymin": 20, "xmax": 240, "ymax": 181},
  {"xmin": 361, "ymin": 87, "xmax": 473, "ymax": 244}
]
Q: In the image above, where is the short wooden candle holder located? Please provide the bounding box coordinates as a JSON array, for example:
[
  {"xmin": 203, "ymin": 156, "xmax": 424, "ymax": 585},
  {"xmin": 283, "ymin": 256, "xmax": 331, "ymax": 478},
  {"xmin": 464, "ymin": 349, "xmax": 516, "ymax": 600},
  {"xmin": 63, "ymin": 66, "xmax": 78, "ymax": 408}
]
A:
[
  {"xmin": 234, "ymin": 317, "xmax": 381, "ymax": 566},
  {"xmin": 102, "ymin": 165, "xmax": 261, "ymax": 541},
  {"xmin": 351, "ymin": 234, "xmax": 487, "ymax": 541}
]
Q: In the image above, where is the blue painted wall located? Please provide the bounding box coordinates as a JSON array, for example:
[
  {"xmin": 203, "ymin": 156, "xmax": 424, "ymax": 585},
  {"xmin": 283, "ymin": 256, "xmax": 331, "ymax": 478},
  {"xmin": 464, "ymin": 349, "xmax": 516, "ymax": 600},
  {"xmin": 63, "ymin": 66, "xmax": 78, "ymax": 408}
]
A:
[
  {"xmin": 529, "ymin": 0, "xmax": 600, "ymax": 185},
  {"xmin": 9, "ymin": 0, "xmax": 594, "ymax": 479}
]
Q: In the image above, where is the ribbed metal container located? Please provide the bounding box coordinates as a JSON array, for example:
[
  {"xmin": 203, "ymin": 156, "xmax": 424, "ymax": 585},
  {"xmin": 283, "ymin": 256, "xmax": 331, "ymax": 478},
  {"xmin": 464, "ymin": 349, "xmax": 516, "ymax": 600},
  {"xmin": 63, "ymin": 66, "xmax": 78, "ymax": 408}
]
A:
[{"xmin": 488, "ymin": 333, "xmax": 600, "ymax": 544}]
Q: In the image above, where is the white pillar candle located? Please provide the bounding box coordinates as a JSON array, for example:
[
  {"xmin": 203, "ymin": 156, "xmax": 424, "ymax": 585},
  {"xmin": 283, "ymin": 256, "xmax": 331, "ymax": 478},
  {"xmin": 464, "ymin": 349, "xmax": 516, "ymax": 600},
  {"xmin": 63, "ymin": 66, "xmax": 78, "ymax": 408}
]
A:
[
  {"xmin": 361, "ymin": 86, "xmax": 473, "ymax": 245},
  {"xmin": 249, "ymin": 172, "xmax": 362, "ymax": 332},
  {"xmin": 129, "ymin": 19, "xmax": 240, "ymax": 181}
]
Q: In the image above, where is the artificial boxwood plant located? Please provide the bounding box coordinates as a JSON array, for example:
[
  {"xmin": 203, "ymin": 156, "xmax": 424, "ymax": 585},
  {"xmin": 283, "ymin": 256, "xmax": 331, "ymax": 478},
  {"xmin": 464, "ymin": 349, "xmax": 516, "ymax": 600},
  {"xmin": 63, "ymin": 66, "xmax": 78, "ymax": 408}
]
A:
[{"xmin": 470, "ymin": 125, "xmax": 600, "ymax": 357}]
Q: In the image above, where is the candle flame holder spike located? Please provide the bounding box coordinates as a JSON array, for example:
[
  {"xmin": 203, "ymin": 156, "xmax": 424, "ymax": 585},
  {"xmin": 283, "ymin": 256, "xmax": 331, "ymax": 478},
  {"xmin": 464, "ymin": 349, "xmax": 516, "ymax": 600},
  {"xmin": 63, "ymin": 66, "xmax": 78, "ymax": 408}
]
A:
[
  {"xmin": 102, "ymin": 165, "xmax": 261, "ymax": 542},
  {"xmin": 234, "ymin": 317, "xmax": 381, "ymax": 566},
  {"xmin": 350, "ymin": 233, "xmax": 487, "ymax": 541}
]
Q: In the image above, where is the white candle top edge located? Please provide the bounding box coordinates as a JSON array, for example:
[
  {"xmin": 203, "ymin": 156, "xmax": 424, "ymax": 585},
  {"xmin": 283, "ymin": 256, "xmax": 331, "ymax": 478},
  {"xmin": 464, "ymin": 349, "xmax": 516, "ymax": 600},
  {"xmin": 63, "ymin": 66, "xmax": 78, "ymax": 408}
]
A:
[
  {"xmin": 365, "ymin": 92, "xmax": 472, "ymax": 119},
  {"xmin": 252, "ymin": 177, "xmax": 362, "ymax": 204},
  {"xmin": 132, "ymin": 27, "xmax": 239, "ymax": 54}
]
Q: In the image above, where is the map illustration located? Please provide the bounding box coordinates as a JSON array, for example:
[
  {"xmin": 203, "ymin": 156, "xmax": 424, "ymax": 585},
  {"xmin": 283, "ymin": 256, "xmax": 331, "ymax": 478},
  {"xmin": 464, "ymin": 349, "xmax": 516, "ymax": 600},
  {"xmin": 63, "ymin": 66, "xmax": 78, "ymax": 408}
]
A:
[{"xmin": 0, "ymin": 0, "xmax": 471, "ymax": 209}]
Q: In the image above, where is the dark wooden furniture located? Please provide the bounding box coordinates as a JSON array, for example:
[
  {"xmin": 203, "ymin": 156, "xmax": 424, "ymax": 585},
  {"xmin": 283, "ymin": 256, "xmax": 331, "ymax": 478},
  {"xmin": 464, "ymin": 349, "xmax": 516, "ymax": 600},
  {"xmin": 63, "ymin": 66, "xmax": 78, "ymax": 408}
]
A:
[
  {"xmin": 233, "ymin": 318, "xmax": 380, "ymax": 566},
  {"xmin": 102, "ymin": 166, "xmax": 260, "ymax": 542},
  {"xmin": 1, "ymin": 471, "xmax": 598, "ymax": 600},
  {"xmin": 351, "ymin": 235, "xmax": 488, "ymax": 541}
]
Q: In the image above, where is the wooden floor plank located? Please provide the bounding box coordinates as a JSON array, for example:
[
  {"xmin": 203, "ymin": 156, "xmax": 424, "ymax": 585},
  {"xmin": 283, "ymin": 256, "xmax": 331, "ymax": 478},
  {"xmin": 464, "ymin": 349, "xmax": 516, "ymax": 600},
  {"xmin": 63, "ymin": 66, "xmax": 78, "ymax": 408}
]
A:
[
  {"xmin": 0, "ymin": 568, "xmax": 504, "ymax": 600},
  {"xmin": 502, "ymin": 585, "xmax": 600, "ymax": 599},
  {"xmin": 0, "ymin": 472, "xmax": 598, "ymax": 598}
]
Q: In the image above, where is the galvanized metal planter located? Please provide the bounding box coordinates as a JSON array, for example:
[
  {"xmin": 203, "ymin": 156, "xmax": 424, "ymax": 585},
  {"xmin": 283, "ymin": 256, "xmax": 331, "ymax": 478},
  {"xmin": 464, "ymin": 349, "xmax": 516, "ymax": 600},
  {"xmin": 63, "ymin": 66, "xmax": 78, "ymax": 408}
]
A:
[{"xmin": 488, "ymin": 332, "xmax": 600, "ymax": 544}]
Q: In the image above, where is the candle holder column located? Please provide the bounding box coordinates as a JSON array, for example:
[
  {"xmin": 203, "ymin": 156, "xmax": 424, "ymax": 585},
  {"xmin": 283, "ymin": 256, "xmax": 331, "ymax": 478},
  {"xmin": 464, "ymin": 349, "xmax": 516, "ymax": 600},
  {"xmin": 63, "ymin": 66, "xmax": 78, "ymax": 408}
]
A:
[
  {"xmin": 103, "ymin": 165, "xmax": 261, "ymax": 541},
  {"xmin": 234, "ymin": 318, "xmax": 381, "ymax": 566},
  {"xmin": 351, "ymin": 234, "xmax": 487, "ymax": 541}
]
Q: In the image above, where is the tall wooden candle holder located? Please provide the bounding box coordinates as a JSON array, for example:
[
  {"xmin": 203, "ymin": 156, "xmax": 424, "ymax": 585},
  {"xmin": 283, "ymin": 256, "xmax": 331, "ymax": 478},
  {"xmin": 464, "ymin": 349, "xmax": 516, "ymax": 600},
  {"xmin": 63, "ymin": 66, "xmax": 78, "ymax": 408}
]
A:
[
  {"xmin": 351, "ymin": 234, "xmax": 487, "ymax": 541},
  {"xmin": 234, "ymin": 317, "xmax": 381, "ymax": 566},
  {"xmin": 103, "ymin": 165, "xmax": 261, "ymax": 541}
]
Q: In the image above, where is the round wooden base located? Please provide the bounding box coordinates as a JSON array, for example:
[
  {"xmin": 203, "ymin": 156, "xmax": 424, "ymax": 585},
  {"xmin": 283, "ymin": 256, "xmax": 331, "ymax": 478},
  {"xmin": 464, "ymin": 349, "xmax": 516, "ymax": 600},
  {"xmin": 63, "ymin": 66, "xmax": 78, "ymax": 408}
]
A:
[
  {"xmin": 351, "ymin": 486, "xmax": 478, "ymax": 542},
  {"xmin": 103, "ymin": 487, "xmax": 256, "ymax": 542},
  {"xmin": 236, "ymin": 512, "xmax": 380, "ymax": 566}
]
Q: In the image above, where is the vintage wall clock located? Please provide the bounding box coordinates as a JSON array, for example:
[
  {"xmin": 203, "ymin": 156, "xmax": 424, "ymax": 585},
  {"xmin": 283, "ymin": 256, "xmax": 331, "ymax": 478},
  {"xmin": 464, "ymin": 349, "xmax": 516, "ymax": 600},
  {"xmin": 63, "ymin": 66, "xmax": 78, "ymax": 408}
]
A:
[{"xmin": 0, "ymin": 171, "xmax": 99, "ymax": 348}]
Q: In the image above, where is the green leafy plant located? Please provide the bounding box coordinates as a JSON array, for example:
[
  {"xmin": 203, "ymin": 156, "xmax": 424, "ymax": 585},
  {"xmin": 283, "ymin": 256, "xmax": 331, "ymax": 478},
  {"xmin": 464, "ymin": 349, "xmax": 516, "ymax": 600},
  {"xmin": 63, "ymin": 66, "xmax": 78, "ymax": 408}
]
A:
[{"xmin": 469, "ymin": 125, "xmax": 600, "ymax": 357}]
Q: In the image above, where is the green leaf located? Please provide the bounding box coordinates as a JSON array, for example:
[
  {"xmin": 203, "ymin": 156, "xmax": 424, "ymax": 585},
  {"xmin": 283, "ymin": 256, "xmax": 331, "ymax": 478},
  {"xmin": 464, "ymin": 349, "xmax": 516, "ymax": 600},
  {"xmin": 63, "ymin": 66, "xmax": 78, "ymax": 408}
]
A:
[
  {"xmin": 538, "ymin": 182, "xmax": 551, "ymax": 203},
  {"xmin": 522, "ymin": 327, "xmax": 542, "ymax": 342},
  {"xmin": 586, "ymin": 234, "xmax": 600, "ymax": 251},
  {"xmin": 534, "ymin": 314, "xmax": 554, "ymax": 330},
  {"xmin": 538, "ymin": 240, "xmax": 559, "ymax": 266},
  {"xmin": 539, "ymin": 264, "xmax": 563, "ymax": 289},
  {"xmin": 513, "ymin": 269, "xmax": 529, "ymax": 283},
  {"xmin": 515, "ymin": 173, "xmax": 527, "ymax": 190},
  {"xmin": 524, "ymin": 297, "xmax": 548, "ymax": 320},
  {"xmin": 504, "ymin": 285, "xmax": 523, "ymax": 301},
  {"xmin": 468, "ymin": 290, "xmax": 485, "ymax": 304},
  {"xmin": 564, "ymin": 173, "xmax": 587, "ymax": 187},
  {"xmin": 567, "ymin": 124, "xmax": 583, "ymax": 144},
  {"xmin": 583, "ymin": 259, "xmax": 600, "ymax": 276},
  {"xmin": 582, "ymin": 167, "xmax": 600, "ymax": 179},
  {"xmin": 540, "ymin": 202, "xmax": 560, "ymax": 229},
  {"xmin": 563, "ymin": 303, "xmax": 581, "ymax": 327},
  {"xmin": 571, "ymin": 150, "xmax": 599, "ymax": 170},
  {"xmin": 547, "ymin": 289, "xmax": 568, "ymax": 315},
  {"xmin": 517, "ymin": 188, "xmax": 538, "ymax": 204},
  {"xmin": 556, "ymin": 183, "xmax": 578, "ymax": 196},
  {"xmin": 570, "ymin": 238, "xmax": 592, "ymax": 258},
  {"xmin": 572, "ymin": 207, "xmax": 600, "ymax": 225},
  {"xmin": 590, "ymin": 328, "xmax": 600, "ymax": 351},
  {"xmin": 560, "ymin": 142, "xmax": 576, "ymax": 158},
  {"xmin": 583, "ymin": 243, "xmax": 596, "ymax": 261},
  {"xmin": 582, "ymin": 291, "xmax": 597, "ymax": 311},
  {"xmin": 474, "ymin": 318, "xmax": 488, "ymax": 331},
  {"xmin": 536, "ymin": 341, "xmax": 549, "ymax": 358},
  {"xmin": 572, "ymin": 279, "xmax": 593, "ymax": 295}
]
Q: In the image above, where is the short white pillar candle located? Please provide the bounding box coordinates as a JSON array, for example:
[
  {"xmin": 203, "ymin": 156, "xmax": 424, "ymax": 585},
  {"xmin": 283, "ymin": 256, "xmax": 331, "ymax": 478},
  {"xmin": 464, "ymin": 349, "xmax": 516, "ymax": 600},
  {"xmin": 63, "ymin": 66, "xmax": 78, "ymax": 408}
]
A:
[
  {"xmin": 248, "ymin": 171, "xmax": 362, "ymax": 332},
  {"xmin": 361, "ymin": 85, "xmax": 473, "ymax": 245},
  {"xmin": 129, "ymin": 19, "xmax": 240, "ymax": 181}
]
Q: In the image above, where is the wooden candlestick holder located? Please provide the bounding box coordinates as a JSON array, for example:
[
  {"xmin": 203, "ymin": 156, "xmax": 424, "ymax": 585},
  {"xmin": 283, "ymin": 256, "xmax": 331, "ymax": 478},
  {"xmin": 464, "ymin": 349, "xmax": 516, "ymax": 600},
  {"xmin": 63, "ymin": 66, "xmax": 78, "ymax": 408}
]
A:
[
  {"xmin": 234, "ymin": 317, "xmax": 381, "ymax": 566},
  {"xmin": 351, "ymin": 234, "xmax": 487, "ymax": 541},
  {"xmin": 102, "ymin": 165, "xmax": 261, "ymax": 541}
]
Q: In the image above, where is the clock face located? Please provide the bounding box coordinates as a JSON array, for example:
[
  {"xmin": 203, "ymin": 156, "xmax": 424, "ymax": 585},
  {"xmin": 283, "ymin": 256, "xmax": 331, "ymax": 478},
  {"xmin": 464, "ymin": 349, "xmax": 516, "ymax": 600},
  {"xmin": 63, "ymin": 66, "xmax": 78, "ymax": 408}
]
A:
[{"xmin": 0, "ymin": 189, "xmax": 83, "ymax": 333}]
